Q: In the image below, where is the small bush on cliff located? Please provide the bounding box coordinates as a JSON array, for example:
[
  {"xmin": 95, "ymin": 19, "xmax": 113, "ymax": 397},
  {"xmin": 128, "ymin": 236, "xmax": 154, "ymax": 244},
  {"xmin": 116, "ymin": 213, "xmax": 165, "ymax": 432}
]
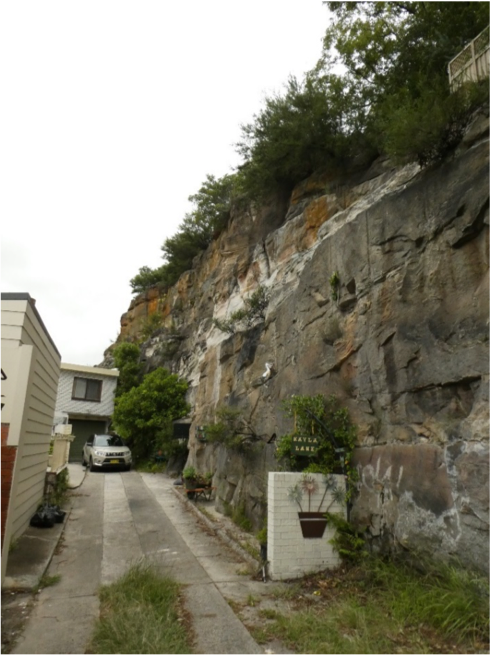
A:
[
  {"xmin": 212, "ymin": 285, "xmax": 269, "ymax": 334},
  {"xmin": 204, "ymin": 407, "xmax": 259, "ymax": 449},
  {"xmin": 140, "ymin": 312, "xmax": 163, "ymax": 341},
  {"xmin": 112, "ymin": 368, "xmax": 190, "ymax": 461},
  {"xmin": 129, "ymin": 265, "xmax": 171, "ymax": 295}
]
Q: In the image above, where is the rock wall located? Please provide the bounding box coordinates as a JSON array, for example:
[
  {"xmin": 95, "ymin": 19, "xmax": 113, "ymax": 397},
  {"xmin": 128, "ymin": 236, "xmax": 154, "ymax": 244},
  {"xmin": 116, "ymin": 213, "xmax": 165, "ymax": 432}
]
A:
[{"xmin": 106, "ymin": 114, "xmax": 489, "ymax": 571}]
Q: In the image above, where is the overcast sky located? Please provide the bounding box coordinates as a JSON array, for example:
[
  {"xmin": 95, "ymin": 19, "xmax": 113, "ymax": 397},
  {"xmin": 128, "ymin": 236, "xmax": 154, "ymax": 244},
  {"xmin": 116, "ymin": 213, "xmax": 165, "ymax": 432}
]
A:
[{"xmin": 2, "ymin": 0, "xmax": 330, "ymax": 366}]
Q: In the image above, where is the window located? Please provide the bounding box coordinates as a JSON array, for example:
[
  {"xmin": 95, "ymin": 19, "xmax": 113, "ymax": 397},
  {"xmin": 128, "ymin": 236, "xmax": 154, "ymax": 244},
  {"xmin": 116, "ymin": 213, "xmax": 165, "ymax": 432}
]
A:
[
  {"xmin": 72, "ymin": 377, "xmax": 102, "ymax": 402},
  {"xmin": 93, "ymin": 434, "xmax": 124, "ymax": 447}
]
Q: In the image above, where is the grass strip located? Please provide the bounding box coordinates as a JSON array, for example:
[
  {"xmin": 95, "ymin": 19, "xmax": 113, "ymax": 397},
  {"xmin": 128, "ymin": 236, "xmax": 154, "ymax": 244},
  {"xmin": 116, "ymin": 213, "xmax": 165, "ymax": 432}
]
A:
[
  {"xmin": 254, "ymin": 557, "xmax": 489, "ymax": 654},
  {"xmin": 89, "ymin": 562, "xmax": 192, "ymax": 654}
]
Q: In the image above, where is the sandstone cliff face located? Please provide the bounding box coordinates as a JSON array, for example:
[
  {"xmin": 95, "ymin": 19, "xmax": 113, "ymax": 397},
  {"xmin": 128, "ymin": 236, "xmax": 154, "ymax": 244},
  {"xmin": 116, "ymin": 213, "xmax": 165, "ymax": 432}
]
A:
[{"xmin": 107, "ymin": 115, "xmax": 489, "ymax": 571}]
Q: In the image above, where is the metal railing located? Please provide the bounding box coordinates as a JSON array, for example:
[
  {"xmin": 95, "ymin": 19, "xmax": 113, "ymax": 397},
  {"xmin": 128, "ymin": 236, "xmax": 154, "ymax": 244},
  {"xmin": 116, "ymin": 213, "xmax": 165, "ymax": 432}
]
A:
[{"xmin": 448, "ymin": 26, "xmax": 490, "ymax": 91}]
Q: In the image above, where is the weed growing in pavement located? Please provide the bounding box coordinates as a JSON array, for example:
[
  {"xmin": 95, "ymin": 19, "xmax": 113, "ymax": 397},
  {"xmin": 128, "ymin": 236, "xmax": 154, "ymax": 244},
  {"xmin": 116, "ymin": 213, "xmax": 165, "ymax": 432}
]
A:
[
  {"xmin": 239, "ymin": 540, "xmax": 260, "ymax": 561},
  {"xmin": 246, "ymin": 594, "xmax": 260, "ymax": 607},
  {"xmin": 47, "ymin": 468, "xmax": 70, "ymax": 507},
  {"xmin": 88, "ymin": 562, "xmax": 191, "ymax": 654},
  {"xmin": 37, "ymin": 574, "xmax": 61, "ymax": 590},
  {"xmin": 226, "ymin": 598, "xmax": 243, "ymax": 614},
  {"xmin": 196, "ymin": 506, "xmax": 218, "ymax": 523}
]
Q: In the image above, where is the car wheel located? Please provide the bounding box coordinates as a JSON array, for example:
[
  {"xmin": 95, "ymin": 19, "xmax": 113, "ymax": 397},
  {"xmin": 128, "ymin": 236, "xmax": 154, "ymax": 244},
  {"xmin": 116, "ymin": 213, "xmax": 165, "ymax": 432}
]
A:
[
  {"xmin": 89, "ymin": 457, "xmax": 96, "ymax": 472},
  {"xmin": 126, "ymin": 463, "xmax": 132, "ymax": 471}
]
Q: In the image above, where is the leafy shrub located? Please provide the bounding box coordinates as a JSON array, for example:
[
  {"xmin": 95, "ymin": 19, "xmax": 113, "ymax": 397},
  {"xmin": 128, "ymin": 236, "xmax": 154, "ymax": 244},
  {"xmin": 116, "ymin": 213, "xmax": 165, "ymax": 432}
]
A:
[
  {"xmin": 379, "ymin": 78, "xmax": 490, "ymax": 166},
  {"xmin": 182, "ymin": 466, "xmax": 197, "ymax": 480},
  {"xmin": 140, "ymin": 312, "xmax": 163, "ymax": 340},
  {"xmin": 236, "ymin": 74, "xmax": 355, "ymax": 199},
  {"xmin": 204, "ymin": 407, "xmax": 259, "ymax": 449},
  {"xmin": 276, "ymin": 394, "xmax": 356, "ymax": 480},
  {"xmin": 112, "ymin": 368, "xmax": 190, "ymax": 461},
  {"xmin": 233, "ymin": 506, "xmax": 253, "ymax": 532},
  {"xmin": 129, "ymin": 265, "xmax": 170, "ymax": 295},
  {"xmin": 325, "ymin": 511, "xmax": 368, "ymax": 563}
]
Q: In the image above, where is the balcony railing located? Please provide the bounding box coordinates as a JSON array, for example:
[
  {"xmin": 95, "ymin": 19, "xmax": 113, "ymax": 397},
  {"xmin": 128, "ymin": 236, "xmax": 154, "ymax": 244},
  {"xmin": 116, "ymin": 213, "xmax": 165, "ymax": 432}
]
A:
[{"xmin": 448, "ymin": 26, "xmax": 490, "ymax": 91}]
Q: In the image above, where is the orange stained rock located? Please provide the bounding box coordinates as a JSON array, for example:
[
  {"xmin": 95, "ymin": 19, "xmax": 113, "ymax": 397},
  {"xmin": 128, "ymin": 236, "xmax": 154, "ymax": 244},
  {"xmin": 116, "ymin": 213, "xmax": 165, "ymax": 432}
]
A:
[{"xmin": 302, "ymin": 196, "xmax": 340, "ymax": 248}]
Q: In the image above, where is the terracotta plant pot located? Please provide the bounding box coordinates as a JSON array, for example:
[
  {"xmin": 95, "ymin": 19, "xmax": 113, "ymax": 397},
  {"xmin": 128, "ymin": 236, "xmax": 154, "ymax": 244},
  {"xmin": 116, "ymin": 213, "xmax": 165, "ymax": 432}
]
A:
[{"xmin": 298, "ymin": 512, "xmax": 328, "ymax": 538}]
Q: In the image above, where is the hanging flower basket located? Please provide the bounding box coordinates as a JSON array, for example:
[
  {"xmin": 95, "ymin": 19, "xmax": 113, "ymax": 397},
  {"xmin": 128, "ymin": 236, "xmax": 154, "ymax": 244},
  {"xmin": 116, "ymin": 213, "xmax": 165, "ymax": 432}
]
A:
[{"xmin": 298, "ymin": 512, "xmax": 328, "ymax": 538}]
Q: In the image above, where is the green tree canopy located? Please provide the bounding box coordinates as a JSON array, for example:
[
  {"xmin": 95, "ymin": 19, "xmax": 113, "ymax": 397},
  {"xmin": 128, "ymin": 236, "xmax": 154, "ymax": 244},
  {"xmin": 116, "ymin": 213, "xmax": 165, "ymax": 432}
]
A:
[
  {"xmin": 236, "ymin": 74, "xmax": 360, "ymax": 199},
  {"xmin": 131, "ymin": 2, "xmax": 489, "ymax": 291},
  {"xmin": 113, "ymin": 342, "xmax": 142, "ymax": 397},
  {"xmin": 113, "ymin": 367, "xmax": 190, "ymax": 460},
  {"xmin": 130, "ymin": 174, "xmax": 237, "ymax": 295},
  {"xmin": 322, "ymin": 2, "xmax": 489, "ymax": 98}
]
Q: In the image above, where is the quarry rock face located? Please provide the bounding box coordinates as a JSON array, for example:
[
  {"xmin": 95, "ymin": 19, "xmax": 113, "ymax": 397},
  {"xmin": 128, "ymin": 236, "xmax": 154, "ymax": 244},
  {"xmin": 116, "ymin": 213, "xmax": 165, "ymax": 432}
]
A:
[{"xmin": 107, "ymin": 118, "xmax": 489, "ymax": 572}]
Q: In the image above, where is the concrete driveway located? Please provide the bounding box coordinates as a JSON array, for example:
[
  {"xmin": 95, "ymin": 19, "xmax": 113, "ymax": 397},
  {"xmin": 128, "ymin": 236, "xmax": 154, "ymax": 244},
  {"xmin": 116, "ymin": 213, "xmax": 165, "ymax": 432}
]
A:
[{"xmin": 9, "ymin": 469, "xmax": 266, "ymax": 654}]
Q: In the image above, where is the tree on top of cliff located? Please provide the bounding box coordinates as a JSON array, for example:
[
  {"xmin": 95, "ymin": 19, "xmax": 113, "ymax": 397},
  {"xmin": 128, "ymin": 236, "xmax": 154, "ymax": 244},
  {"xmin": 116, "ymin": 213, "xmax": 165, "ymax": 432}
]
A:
[
  {"xmin": 160, "ymin": 174, "xmax": 235, "ymax": 280},
  {"xmin": 322, "ymin": 1, "xmax": 489, "ymax": 100},
  {"xmin": 320, "ymin": 1, "xmax": 490, "ymax": 165},
  {"xmin": 235, "ymin": 74, "xmax": 358, "ymax": 199},
  {"xmin": 131, "ymin": 2, "xmax": 489, "ymax": 293},
  {"xmin": 236, "ymin": 1, "xmax": 489, "ymax": 196},
  {"xmin": 130, "ymin": 173, "xmax": 238, "ymax": 295}
]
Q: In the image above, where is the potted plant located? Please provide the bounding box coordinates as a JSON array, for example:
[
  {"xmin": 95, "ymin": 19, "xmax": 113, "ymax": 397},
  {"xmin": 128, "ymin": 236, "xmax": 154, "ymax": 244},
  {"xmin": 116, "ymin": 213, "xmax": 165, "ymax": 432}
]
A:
[
  {"xmin": 288, "ymin": 473, "xmax": 343, "ymax": 538},
  {"xmin": 183, "ymin": 466, "xmax": 197, "ymax": 490},
  {"xmin": 196, "ymin": 426, "xmax": 207, "ymax": 443}
]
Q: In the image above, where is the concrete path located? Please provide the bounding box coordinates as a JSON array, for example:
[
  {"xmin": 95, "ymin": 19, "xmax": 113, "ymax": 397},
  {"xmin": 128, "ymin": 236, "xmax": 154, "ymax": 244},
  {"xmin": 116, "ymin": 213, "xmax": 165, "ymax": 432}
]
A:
[
  {"xmin": 11, "ymin": 470, "xmax": 263, "ymax": 654},
  {"xmin": 11, "ymin": 470, "xmax": 104, "ymax": 654}
]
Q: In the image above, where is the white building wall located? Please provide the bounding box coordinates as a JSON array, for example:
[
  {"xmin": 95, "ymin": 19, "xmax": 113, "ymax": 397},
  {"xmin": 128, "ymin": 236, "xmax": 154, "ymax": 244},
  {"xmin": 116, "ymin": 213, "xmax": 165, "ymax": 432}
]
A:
[
  {"xmin": 1, "ymin": 295, "xmax": 61, "ymax": 583},
  {"xmin": 54, "ymin": 365, "xmax": 118, "ymax": 420},
  {"xmin": 268, "ymin": 472, "xmax": 345, "ymax": 580}
]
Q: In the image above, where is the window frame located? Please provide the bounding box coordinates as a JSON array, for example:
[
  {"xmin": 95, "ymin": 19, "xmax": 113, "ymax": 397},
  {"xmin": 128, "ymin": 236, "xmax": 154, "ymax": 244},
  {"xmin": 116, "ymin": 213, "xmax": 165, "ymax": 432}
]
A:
[{"xmin": 71, "ymin": 376, "xmax": 103, "ymax": 403}]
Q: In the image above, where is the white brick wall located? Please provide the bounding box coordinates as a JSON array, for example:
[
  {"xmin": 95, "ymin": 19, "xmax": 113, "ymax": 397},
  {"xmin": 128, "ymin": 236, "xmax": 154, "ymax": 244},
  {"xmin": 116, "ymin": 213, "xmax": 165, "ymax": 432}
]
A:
[
  {"xmin": 54, "ymin": 368, "xmax": 118, "ymax": 418},
  {"xmin": 268, "ymin": 472, "xmax": 346, "ymax": 580}
]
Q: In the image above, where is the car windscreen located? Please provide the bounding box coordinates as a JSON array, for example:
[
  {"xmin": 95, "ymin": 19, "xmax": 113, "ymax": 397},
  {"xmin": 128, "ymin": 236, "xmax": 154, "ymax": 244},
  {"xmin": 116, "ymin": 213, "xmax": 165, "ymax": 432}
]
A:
[{"xmin": 93, "ymin": 435, "xmax": 125, "ymax": 447}]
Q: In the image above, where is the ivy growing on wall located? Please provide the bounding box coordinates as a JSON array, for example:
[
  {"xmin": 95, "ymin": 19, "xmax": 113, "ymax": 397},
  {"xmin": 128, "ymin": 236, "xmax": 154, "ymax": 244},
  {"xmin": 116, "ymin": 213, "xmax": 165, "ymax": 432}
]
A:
[{"xmin": 276, "ymin": 394, "xmax": 358, "ymax": 499}]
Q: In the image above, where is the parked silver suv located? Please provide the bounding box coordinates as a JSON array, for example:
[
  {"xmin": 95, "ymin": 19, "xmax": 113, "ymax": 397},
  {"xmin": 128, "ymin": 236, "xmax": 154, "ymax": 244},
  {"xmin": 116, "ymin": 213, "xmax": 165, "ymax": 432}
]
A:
[{"xmin": 82, "ymin": 434, "xmax": 132, "ymax": 471}]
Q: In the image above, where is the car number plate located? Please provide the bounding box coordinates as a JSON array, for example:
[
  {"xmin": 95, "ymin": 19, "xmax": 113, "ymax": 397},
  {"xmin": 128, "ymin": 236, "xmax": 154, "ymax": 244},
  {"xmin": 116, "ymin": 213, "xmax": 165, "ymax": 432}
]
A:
[{"xmin": 109, "ymin": 459, "xmax": 119, "ymax": 464}]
